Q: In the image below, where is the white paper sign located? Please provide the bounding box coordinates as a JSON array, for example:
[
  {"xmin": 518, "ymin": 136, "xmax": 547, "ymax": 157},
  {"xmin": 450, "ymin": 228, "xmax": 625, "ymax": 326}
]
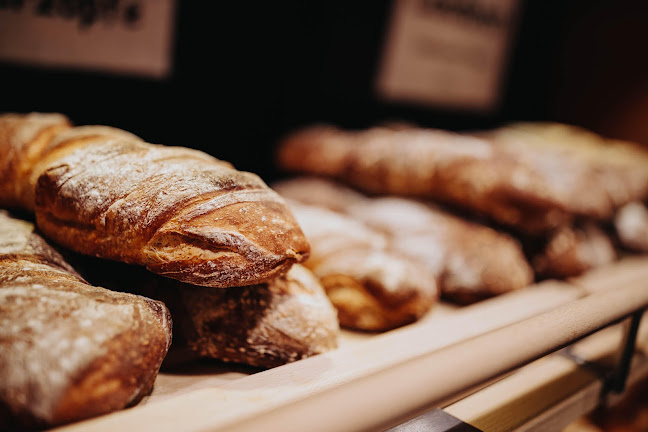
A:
[
  {"xmin": 377, "ymin": 0, "xmax": 519, "ymax": 112},
  {"xmin": 0, "ymin": 0, "xmax": 176, "ymax": 78}
]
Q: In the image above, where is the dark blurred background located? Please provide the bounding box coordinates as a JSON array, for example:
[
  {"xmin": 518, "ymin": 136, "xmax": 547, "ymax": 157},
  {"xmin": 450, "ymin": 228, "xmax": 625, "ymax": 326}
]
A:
[{"xmin": 1, "ymin": 0, "xmax": 648, "ymax": 183}]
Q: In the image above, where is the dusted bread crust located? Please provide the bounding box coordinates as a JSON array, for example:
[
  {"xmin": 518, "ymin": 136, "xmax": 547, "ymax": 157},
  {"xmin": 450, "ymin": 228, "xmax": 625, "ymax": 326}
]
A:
[
  {"xmin": 0, "ymin": 211, "xmax": 172, "ymax": 429},
  {"xmin": 18, "ymin": 124, "xmax": 310, "ymax": 288}
]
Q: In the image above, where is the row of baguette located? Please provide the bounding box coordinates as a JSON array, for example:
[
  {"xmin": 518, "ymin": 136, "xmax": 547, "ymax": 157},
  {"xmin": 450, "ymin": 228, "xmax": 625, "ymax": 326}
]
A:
[
  {"xmin": 3, "ymin": 114, "xmax": 648, "ymax": 429},
  {"xmin": 273, "ymin": 122, "xmax": 648, "ymax": 328}
]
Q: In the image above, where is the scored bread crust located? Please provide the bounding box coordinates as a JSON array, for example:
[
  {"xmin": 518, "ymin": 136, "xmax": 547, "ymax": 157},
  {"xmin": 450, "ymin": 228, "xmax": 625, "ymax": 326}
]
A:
[
  {"xmin": 0, "ymin": 113, "xmax": 310, "ymax": 288},
  {"xmin": 0, "ymin": 211, "xmax": 172, "ymax": 429}
]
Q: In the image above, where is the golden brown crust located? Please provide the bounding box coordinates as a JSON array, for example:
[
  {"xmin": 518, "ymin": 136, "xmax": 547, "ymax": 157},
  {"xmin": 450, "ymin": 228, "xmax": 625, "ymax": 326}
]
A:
[
  {"xmin": 0, "ymin": 211, "xmax": 172, "ymax": 429},
  {"xmin": 0, "ymin": 113, "xmax": 310, "ymax": 288},
  {"xmin": 34, "ymin": 136, "xmax": 308, "ymax": 287},
  {"xmin": 285, "ymin": 199, "xmax": 438, "ymax": 330}
]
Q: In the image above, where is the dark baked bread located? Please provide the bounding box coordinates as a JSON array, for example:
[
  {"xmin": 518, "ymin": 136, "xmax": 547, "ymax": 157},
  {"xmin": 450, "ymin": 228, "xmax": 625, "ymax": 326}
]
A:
[
  {"xmin": 286, "ymin": 200, "xmax": 438, "ymax": 331},
  {"xmin": 0, "ymin": 113, "xmax": 310, "ymax": 288},
  {"xmin": 0, "ymin": 211, "xmax": 172, "ymax": 429},
  {"xmin": 150, "ymin": 264, "xmax": 338, "ymax": 368}
]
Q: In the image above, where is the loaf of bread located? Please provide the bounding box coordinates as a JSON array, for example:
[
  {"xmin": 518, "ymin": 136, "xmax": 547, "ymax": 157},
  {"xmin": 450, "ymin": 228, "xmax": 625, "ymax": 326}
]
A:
[
  {"xmin": 614, "ymin": 201, "xmax": 648, "ymax": 252},
  {"xmin": 70, "ymin": 254, "xmax": 340, "ymax": 368},
  {"xmin": 532, "ymin": 222, "xmax": 616, "ymax": 278},
  {"xmin": 278, "ymin": 124, "xmax": 648, "ymax": 234},
  {"xmin": 283, "ymin": 199, "xmax": 438, "ymax": 330},
  {"xmin": 0, "ymin": 211, "xmax": 172, "ymax": 429},
  {"xmin": 275, "ymin": 178, "xmax": 533, "ymax": 304},
  {"xmin": 0, "ymin": 113, "xmax": 309, "ymax": 288},
  {"xmin": 170, "ymin": 264, "xmax": 339, "ymax": 367},
  {"xmin": 486, "ymin": 123, "xmax": 648, "ymax": 213}
]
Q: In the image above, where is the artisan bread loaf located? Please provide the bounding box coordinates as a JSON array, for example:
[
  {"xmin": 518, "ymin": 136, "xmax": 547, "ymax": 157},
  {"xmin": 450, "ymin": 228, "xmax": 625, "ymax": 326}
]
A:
[
  {"xmin": 171, "ymin": 264, "xmax": 339, "ymax": 367},
  {"xmin": 0, "ymin": 113, "xmax": 310, "ymax": 288},
  {"xmin": 284, "ymin": 199, "xmax": 438, "ymax": 330},
  {"xmin": 0, "ymin": 211, "xmax": 172, "ymax": 429}
]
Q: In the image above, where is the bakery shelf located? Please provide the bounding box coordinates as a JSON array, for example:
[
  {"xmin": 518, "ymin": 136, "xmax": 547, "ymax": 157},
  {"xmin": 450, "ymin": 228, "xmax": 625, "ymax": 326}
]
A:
[{"xmin": 53, "ymin": 257, "xmax": 648, "ymax": 432}]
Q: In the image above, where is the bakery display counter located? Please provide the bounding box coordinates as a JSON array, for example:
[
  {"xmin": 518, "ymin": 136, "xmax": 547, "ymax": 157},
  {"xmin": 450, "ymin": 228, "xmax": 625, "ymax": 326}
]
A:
[{"xmin": 54, "ymin": 256, "xmax": 648, "ymax": 432}]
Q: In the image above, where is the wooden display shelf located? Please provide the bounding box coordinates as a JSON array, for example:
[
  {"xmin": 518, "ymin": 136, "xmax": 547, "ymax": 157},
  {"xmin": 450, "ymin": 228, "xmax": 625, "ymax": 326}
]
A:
[{"xmin": 54, "ymin": 257, "xmax": 648, "ymax": 432}]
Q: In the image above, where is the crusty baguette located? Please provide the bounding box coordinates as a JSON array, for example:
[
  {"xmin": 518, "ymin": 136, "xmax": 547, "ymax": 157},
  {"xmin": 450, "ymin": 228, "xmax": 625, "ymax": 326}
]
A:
[
  {"xmin": 278, "ymin": 125, "xmax": 648, "ymax": 234},
  {"xmin": 276, "ymin": 178, "xmax": 532, "ymax": 304},
  {"xmin": 284, "ymin": 200, "xmax": 438, "ymax": 330},
  {"xmin": 532, "ymin": 222, "xmax": 616, "ymax": 278},
  {"xmin": 614, "ymin": 201, "xmax": 648, "ymax": 252},
  {"xmin": 0, "ymin": 113, "xmax": 310, "ymax": 288},
  {"xmin": 0, "ymin": 211, "xmax": 172, "ymax": 429},
  {"xmin": 70, "ymin": 254, "xmax": 340, "ymax": 368}
]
